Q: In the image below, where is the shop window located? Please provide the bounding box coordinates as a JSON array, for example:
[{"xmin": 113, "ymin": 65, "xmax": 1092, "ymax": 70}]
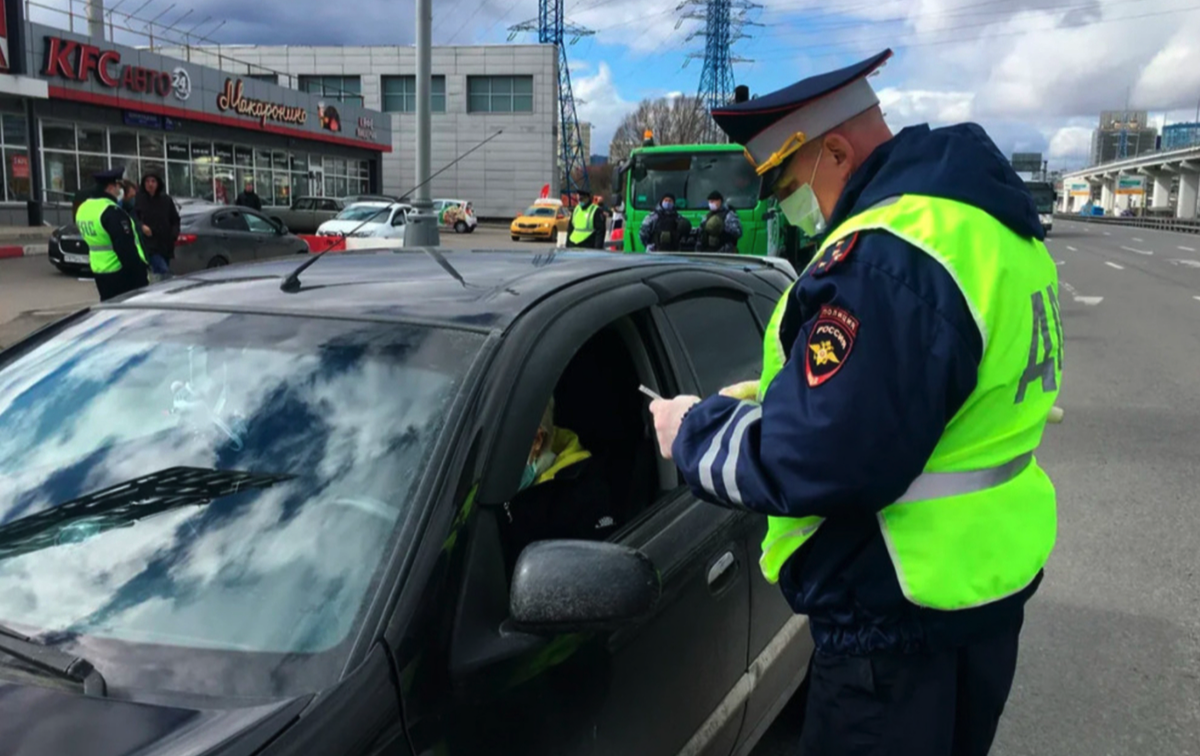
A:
[
  {"xmin": 213, "ymin": 169, "xmax": 235, "ymax": 205},
  {"xmin": 78, "ymin": 127, "xmax": 106, "ymax": 154},
  {"xmin": 79, "ymin": 153, "xmax": 107, "ymax": 187},
  {"xmin": 168, "ymin": 162, "xmax": 192, "ymax": 199},
  {"xmin": 298, "ymin": 75, "xmax": 362, "ymax": 106},
  {"xmin": 292, "ymin": 172, "xmax": 310, "ymax": 198},
  {"xmin": 234, "ymin": 147, "xmax": 253, "ymax": 167},
  {"xmin": 5, "ymin": 149, "xmax": 30, "ymax": 202},
  {"xmin": 110, "ymin": 157, "xmax": 139, "ymax": 184},
  {"xmin": 382, "ymin": 75, "xmax": 446, "ymax": 113},
  {"xmin": 272, "ymin": 151, "xmax": 289, "ymax": 171},
  {"xmin": 273, "ymin": 172, "xmax": 291, "ymax": 206},
  {"xmin": 193, "ymin": 164, "xmax": 214, "ymax": 201},
  {"xmin": 191, "ymin": 142, "xmax": 213, "ymax": 161},
  {"xmin": 214, "ymin": 144, "xmax": 234, "ymax": 164},
  {"xmin": 2, "ymin": 114, "xmax": 27, "ymax": 146},
  {"xmin": 43, "ymin": 124, "xmax": 75, "ymax": 151},
  {"xmin": 44, "ymin": 152, "xmax": 79, "ymax": 202},
  {"xmin": 166, "ymin": 139, "xmax": 190, "ymax": 161},
  {"xmin": 110, "ymin": 130, "xmax": 138, "ymax": 157},
  {"xmin": 255, "ymin": 149, "xmax": 272, "ymax": 168},
  {"xmin": 140, "ymin": 133, "xmax": 165, "ymax": 159},
  {"xmin": 142, "ymin": 162, "xmax": 166, "ymax": 183},
  {"xmin": 467, "ymin": 76, "xmax": 533, "ymax": 113},
  {"xmin": 290, "ymin": 154, "xmax": 306, "ymax": 172}
]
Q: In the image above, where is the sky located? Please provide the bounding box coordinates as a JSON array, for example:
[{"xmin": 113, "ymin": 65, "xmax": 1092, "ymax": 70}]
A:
[{"xmin": 34, "ymin": 0, "xmax": 1200, "ymax": 170}]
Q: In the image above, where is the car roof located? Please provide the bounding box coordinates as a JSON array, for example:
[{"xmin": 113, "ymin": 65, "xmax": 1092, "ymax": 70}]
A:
[{"xmin": 110, "ymin": 250, "xmax": 787, "ymax": 331}]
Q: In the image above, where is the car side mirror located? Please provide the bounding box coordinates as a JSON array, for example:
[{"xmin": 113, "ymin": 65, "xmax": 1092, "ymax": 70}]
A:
[
  {"xmin": 510, "ymin": 540, "xmax": 660, "ymax": 635},
  {"xmin": 270, "ymin": 217, "xmax": 288, "ymax": 235}
]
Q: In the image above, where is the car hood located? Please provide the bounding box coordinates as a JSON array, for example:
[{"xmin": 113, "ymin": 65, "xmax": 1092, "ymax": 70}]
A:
[
  {"xmin": 0, "ymin": 680, "xmax": 307, "ymax": 756},
  {"xmin": 56, "ymin": 223, "xmax": 81, "ymax": 237},
  {"xmin": 513, "ymin": 215, "xmax": 557, "ymax": 224},
  {"xmin": 317, "ymin": 220, "xmax": 390, "ymax": 235}
]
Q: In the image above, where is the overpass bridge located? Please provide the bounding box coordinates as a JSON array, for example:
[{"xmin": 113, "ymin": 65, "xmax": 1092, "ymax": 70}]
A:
[{"xmin": 1060, "ymin": 144, "xmax": 1200, "ymax": 219}]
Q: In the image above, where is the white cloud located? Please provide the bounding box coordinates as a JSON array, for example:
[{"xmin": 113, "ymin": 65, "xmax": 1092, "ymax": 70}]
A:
[
  {"xmin": 572, "ymin": 61, "xmax": 633, "ymax": 155},
  {"xmin": 877, "ymin": 87, "xmax": 975, "ymax": 129},
  {"xmin": 1047, "ymin": 127, "xmax": 1094, "ymax": 163}
]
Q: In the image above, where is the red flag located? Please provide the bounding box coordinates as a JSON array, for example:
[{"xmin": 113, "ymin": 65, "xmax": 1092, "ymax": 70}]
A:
[{"xmin": 539, "ymin": 183, "xmax": 550, "ymax": 199}]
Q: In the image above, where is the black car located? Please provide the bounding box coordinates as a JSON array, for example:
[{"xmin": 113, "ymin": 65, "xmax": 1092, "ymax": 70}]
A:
[
  {"xmin": 46, "ymin": 223, "xmax": 91, "ymax": 276},
  {"xmin": 0, "ymin": 250, "xmax": 811, "ymax": 756}
]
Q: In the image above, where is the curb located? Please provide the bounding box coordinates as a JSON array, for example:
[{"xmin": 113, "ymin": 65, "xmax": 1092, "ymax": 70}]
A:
[{"xmin": 0, "ymin": 244, "xmax": 48, "ymax": 259}]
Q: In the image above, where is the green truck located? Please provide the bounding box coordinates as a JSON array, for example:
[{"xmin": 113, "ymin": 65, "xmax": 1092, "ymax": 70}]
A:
[{"xmin": 613, "ymin": 138, "xmax": 810, "ymax": 264}]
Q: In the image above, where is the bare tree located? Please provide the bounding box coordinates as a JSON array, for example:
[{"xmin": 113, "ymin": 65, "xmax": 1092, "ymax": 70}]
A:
[{"xmin": 609, "ymin": 96, "xmax": 712, "ymax": 164}]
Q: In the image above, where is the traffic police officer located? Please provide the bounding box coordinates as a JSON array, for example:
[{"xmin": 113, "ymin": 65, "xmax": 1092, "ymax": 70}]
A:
[
  {"xmin": 650, "ymin": 49, "xmax": 1064, "ymax": 755},
  {"xmin": 76, "ymin": 167, "xmax": 149, "ymax": 301},
  {"xmin": 567, "ymin": 188, "xmax": 602, "ymax": 248}
]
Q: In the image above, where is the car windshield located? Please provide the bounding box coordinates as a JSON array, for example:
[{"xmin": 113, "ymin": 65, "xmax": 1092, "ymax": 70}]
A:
[
  {"xmin": 524, "ymin": 206, "xmax": 557, "ymax": 217},
  {"xmin": 1026, "ymin": 182, "xmax": 1055, "ymax": 212},
  {"xmin": 632, "ymin": 151, "xmax": 761, "ymax": 211},
  {"xmin": 335, "ymin": 205, "xmax": 390, "ymax": 222},
  {"xmin": 0, "ymin": 310, "xmax": 480, "ymax": 699}
]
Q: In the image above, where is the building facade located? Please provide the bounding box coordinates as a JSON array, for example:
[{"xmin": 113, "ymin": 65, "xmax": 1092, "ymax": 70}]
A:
[
  {"xmin": 1091, "ymin": 110, "xmax": 1158, "ymax": 166},
  {"xmin": 1163, "ymin": 122, "xmax": 1200, "ymax": 152},
  {"xmin": 156, "ymin": 44, "xmax": 559, "ymax": 218}
]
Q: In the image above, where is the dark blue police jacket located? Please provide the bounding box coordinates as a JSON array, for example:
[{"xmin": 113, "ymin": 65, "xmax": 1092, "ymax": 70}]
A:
[{"xmin": 673, "ymin": 124, "xmax": 1047, "ymax": 657}]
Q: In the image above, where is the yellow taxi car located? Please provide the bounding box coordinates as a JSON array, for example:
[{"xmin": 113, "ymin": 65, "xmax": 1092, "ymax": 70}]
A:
[{"xmin": 510, "ymin": 200, "xmax": 569, "ymax": 242}]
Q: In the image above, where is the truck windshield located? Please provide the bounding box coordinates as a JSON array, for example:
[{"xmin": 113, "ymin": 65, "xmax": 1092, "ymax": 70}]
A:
[
  {"xmin": 632, "ymin": 152, "xmax": 760, "ymax": 211},
  {"xmin": 0, "ymin": 309, "xmax": 481, "ymax": 700},
  {"xmin": 1027, "ymin": 182, "xmax": 1055, "ymax": 212}
]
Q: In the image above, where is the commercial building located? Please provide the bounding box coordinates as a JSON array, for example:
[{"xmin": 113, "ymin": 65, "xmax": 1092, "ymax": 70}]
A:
[
  {"xmin": 155, "ymin": 44, "xmax": 559, "ymax": 218},
  {"xmin": 0, "ymin": 4, "xmax": 391, "ymax": 226},
  {"xmin": 1163, "ymin": 122, "xmax": 1200, "ymax": 152},
  {"xmin": 1091, "ymin": 110, "xmax": 1158, "ymax": 166}
]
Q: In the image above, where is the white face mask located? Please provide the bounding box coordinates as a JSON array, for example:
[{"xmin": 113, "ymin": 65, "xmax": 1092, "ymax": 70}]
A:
[
  {"xmin": 777, "ymin": 148, "xmax": 826, "ymax": 237},
  {"xmin": 708, "ymin": 201, "xmax": 720, "ymax": 211}
]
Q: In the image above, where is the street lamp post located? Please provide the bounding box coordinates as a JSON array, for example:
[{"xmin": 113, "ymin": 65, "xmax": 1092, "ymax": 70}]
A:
[{"xmin": 405, "ymin": 0, "xmax": 440, "ymax": 247}]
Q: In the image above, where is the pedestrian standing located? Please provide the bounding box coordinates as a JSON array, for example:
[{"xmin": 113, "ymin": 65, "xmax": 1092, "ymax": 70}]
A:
[
  {"xmin": 566, "ymin": 189, "xmax": 602, "ymax": 248},
  {"xmin": 136, "ymin": 171, "xmax": 180, "ymax": 278},
  {"xmin": 236, "ymin": 182, "xmax": 263, "ymax": 211},
  {"xmin": 76, "ymin": 167, "xmax": 149, "ymax": 302},
  {"xmin": 696, "ymin": 190, "xmax": 743, "ymax": 252},
  {"xmin": 638, "ymin": 193, "xmax": 692, "ymax": 252},
  {"xmin": 649, "ymin": 49, "xmax": 1063, "ymax": 756}
]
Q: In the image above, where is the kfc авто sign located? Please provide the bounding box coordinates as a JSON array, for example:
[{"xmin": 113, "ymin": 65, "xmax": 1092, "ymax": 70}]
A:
[
  {"xmin": 42, "ymin": 36, "xmax": 192, "ymax": 101},
  {"xmin": 0, "ymin": 1, "xmax": 9, "ymax": 71}
]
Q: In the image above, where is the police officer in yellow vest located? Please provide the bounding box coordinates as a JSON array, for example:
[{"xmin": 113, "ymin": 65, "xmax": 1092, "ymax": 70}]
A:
[
  {"xmin": 567, "ymin": 188, "xmax": 604, "ymax": 249},
  {"xmin": 650, "ymin": 49, "xmax": 1063, "ymax": 755},
  {"xmin": 77, "ymin": 167, "xmax": 149, "ymax": 302}
]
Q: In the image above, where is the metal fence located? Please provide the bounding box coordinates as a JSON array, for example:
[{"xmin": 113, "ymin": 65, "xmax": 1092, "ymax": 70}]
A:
[{"xmin": 1054, "ymin": 213, "xmax": 1200, "ymax": 235}]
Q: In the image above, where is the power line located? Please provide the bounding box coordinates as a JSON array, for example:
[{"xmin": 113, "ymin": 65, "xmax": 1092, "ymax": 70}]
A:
[{"xmin": 446, "ymin": 0, "xmax": 494, "ymax": 44}]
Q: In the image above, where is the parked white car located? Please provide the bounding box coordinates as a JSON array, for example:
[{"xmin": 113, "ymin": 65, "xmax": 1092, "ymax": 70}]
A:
[
  {"xmin": 433, "ymin": 198, "xmax": 478, "ymax": 233},
  {"xmin": 316, "ymin": 202, "xmax": 412, "ymax": 240}
]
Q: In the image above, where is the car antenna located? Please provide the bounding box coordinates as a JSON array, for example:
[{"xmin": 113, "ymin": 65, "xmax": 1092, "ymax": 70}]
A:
[{"xmin": 280, "ymin": 129, "xmax": 506, "ymax": 293}]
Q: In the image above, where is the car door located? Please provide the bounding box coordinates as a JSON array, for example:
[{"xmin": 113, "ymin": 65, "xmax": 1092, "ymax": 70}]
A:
[
  {"xmin": 385, "ymin": 208, "xmax": 407, "ymax": 240},
  {"xmin": 436, "ymin": 277, "xmax": 757, "ymax": 756},
  {"xmin": 663, "ymin": 272, "xmax": 814, "ymax": 754},
  {"xmin": 288, "ymin": 197, "xmax": 314, "ymax": 232},
  {"xmin": 209, "ymin": 209, "xmax": 257, "ymax": 265},
  {"xmin": 316, "ymin": 198, "xmax": 342, "ymax": 230},
  {"xmin": 244, "ymin": 210, "xmax": 290, "ymax": 259}
]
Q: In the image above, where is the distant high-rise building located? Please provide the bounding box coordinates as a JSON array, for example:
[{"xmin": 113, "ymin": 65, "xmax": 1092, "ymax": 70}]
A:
[
  {"xmin": 1091, "ymin": 110, "xmax": 1158, "ymax": 165},
  {"xmin": 1163, "ymin": 122, "xmax": 1200, "ymax": 151}
]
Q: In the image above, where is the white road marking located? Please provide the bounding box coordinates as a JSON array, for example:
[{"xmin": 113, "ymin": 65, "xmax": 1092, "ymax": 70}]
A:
[
  {"xmin": 1180, "ymin": 246, "xmax": 1196, "ymax": 252},
  {"xmin": 1060, "ymin": 280, "xmax": 1103, "ymax": 305},
  {"xmin": 1194, "ymin": 296, "xmax": 1200, "ymax": 302},
  {"xmin": 1121, "ymin": 246, "xmax": 1153, "ymax": 255},
  {"xmin": 1103, "ymin": 231, "xmax": 1111, "ymax": 236},
  {"xmin": 1169, "ymin": 259, "xmax": 1200, "ymax": 268},
  {"xmin": 1067, "ymin": 245, "xmax": 1078, "ymax": 251},
  {"xmin": 1132, "ymin": 237, "xmax": 1144, "ymax": 242},
  {"xmin": 1105, "ymin": 262, "xmax": 1125, "ymax": 270},
  {"xmin": 1056, "ymin": 260, "xmax": 1065, "ymax": 266}
]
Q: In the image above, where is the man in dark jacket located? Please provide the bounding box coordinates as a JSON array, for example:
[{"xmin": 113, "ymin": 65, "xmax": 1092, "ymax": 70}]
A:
[
  {"xmin": 638, "ymin": 192, "xmax": 692, "ymax": 251},
  {"xmin": 499, "ymin": 400, "xmax": 620, "ymax": 571},
  {"xmin": 235, "ymin": 182, "xmax": 263, "ymax": 211},
  {"xmin": 135, "ymin": 172, "xmax": 180, "ymax": 277},
  {"xmin": 651, "ymin": 50, "xmax": 1062, "ymax": 756},
  {"xmin": 696, "ymin": 190, "xmax": 743, "ymax": 252}
]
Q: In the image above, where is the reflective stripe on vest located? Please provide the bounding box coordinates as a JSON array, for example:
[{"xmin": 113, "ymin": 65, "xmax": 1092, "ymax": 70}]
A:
[
  {"xmin": 756, "ymin": 194, "xmax": 1061, "ymax": 611},
  {"xmin": 569, "ymin": 204, "xmax": 598, "ymax": 244},
  {"xmin": 76, "ymin": 197, "xmax": 147, "ymax": 274}
]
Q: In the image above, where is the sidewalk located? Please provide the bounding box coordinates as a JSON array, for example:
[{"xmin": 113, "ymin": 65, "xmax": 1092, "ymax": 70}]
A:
[{"xmin": 0, "ymin": 225, "xmax": 52, "ymax": 259}]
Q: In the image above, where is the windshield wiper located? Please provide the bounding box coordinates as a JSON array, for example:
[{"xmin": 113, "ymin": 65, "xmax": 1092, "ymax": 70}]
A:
[
  {"xmin": 0, "ymin": 623, "xmax": 106, "ymax": 696},
  {"xmin": 0, "ymin": 467, "xmax": 294, "ymax": 561}
]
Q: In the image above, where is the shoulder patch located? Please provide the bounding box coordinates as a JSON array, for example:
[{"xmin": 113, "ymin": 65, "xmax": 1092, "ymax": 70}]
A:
[
  {"xmin": 810, "ymin": 232, "xmax": 858, "ymax": 278},
  {"xmin": 806, "ymin": 304, "xmax": 860, "ymax": 388}
]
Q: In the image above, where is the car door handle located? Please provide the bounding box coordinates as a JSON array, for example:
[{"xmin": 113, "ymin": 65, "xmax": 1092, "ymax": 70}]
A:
[{"xmin": 707, "ymin": 550, "xmax": 739, "ymax": 593}]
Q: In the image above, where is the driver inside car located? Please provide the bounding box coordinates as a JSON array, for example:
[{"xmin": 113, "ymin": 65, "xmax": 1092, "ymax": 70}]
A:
[{"xmin": 500, "ymin": 399, "xmax": 621, "ymax": 570}]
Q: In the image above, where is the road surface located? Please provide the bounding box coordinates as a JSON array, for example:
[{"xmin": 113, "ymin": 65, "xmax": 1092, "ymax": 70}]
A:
[{"xmin": 753, "ymin": 219, "xmax": 1200, "ymax": 755}]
